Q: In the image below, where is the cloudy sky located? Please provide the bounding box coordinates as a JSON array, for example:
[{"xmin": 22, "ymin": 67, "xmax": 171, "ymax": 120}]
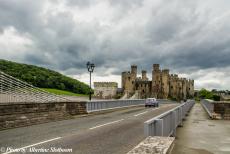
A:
[{"xmin": 0, "ymin": 0, "xmax": 230, "ymax": 90}]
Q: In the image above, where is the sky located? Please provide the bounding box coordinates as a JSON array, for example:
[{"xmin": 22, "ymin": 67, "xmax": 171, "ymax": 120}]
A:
[{"xmin": 0, "ymin": 0, "xmax": 230, "ymax": 90}]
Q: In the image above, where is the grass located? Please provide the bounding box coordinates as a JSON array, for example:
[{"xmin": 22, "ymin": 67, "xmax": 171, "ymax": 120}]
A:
[{"xmin": 41, "ymin": 88, "xmax": 88, "ymax": 97}]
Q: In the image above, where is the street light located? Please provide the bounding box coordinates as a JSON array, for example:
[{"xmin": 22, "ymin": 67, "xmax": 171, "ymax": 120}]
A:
[{"xmin": 86, "ymin": 61, "xmax": 95, "ymax": 101}]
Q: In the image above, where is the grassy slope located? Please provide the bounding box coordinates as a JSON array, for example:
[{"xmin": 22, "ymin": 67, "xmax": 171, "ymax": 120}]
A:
[
  {"xmin": 0, "ymin": 59, "xmax": 90, "ymax": 95},
  {"xmin": 41, "ymin": 88, "xmax": 88, "ymax": 97}
]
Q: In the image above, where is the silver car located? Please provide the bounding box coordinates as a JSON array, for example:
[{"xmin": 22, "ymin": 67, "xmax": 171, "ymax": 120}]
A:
[{"xmin": 145, "ymin": 98, "xmax": 159, "ymax": 107}]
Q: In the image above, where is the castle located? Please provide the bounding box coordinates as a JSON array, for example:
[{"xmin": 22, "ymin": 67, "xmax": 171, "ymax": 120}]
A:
[
  {"xmin": 122, "ymin": 64, "xmax": 194, "ymax": 100},
  {"xmin": 94, "ymin": 82, "xmax": 118, "ymax": 99}
]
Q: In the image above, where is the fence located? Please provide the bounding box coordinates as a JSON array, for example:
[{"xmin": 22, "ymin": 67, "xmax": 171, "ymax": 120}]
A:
[
  {"xmin": 144, "ymin": 100, "xmax": 195, "ymax": 137},
  {"xmin": 200, "ymin": 99, "xmax": 214, "ymax": 118},
  {"xmin": 86, "ymin": 99, "xmax": 146, "ymax": 112},
  {"xmin": 0, "ymin": 71, "xmax": 69, "ymax": 103},
  {"xmin": 86, "ymin": 99, "xmax": 179, "ymax": 113}
]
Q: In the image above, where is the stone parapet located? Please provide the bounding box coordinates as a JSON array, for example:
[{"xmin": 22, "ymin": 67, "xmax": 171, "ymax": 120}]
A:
[
  {"xmin": 127, "ymin": 136, "xmax": 175, "ymax": 154},
  {"xmin": 0, "ymin": 101, "xmax": 87, "ymax": 130}
]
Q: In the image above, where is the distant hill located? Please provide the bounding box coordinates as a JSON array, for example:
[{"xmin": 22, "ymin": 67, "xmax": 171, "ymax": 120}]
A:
[{"xmin": 0, "ymin": 59, "xmax": 90, "ymax": 95}]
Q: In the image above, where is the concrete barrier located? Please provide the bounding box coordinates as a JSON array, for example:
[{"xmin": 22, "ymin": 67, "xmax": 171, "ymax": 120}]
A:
[{"xmin": 144, "ymin": 100, "xmax": 195, "ymax": 137}]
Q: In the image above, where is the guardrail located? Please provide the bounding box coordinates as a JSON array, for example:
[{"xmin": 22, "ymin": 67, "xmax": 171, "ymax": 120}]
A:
[
  {"xmin": 144, "ymin": 100, "xmax": 195, "ymax": 137},
  {"xmin": 200, "ymin": 99, "xmax": 214, "ymax": 118},
  {"xmin": 86, "ymin": 99, "xmax": 179, "ymax": 113},
  {"xmin": 86, "ymin": 99, "xmax": 146, "ymax": 112}
]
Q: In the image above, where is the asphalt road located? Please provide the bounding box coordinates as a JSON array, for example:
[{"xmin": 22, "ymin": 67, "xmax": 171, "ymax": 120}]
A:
[{"xmin": 0, "ymin": 103, "xmax": 178, "ymax": 154}]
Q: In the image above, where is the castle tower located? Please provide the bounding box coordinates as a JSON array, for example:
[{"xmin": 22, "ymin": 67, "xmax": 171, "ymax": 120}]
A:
[
  {"xmin": 121, "ymin": 65, "xmax": 138, "ymax": 97},
  {"xmin": 153, "ymin": 64, "xmax": 160, "ymax": 71},
  {"xmin": 188, "ymin": 79, "xmax": 194, "ymax": 98},
  {"xmin": 121, "ymin": 72, "xmax": 127, "ymax": 90},
  {"xmin": 142, "ymin": 70, "xmax": 148, "ymax": 80},
  {"xmin": 169, "ymin": 74, "xmax": 179, "ymax": 100},
  {"xmin": 152, "ymin": 64, "xmax": 162, "ymax": 98},
  {"xmin": 162, "ymin": 69, "xmax": 169, "ymax": 99},
  {"xmin": 182, "ymin": 78, "xmax": 187, "ymax": 100},
  {"xmin": 177, "ymin": 78, "xmax": 183, "ymax": 100},
  {"xmin": 131, "ymin": 65, "xmax": 137, "ymax": 78}
]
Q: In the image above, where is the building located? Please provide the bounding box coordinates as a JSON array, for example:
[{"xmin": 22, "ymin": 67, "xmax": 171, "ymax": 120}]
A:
[
  {"xmin": 121, "ymin": 64, "xmax": 194, "ymax": 100},
  {"xmin": 94, "ymin": 82, "xmax": 118, "ymax": 99}
]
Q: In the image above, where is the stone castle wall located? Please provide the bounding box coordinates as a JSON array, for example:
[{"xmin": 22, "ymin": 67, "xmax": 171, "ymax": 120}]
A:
[{"xmin": 94, "ymin": 82, "xmax": 118, "ymax": 99}]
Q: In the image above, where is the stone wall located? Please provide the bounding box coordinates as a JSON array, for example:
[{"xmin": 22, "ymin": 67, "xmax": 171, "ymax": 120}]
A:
[
  {"xmin": 94, "ymin": 82, "xmax": 118, "ymax": 99},
  {"xmin": 213, "ymin": 102, "xmax": 230, "ymax": 120},
  {"xmin": 0, "ymin": 101, "xmax": 87, "ymax": 130}
]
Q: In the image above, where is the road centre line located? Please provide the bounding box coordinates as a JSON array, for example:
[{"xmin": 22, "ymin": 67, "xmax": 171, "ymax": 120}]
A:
[
  {"xmin": 134, "ymin": 111, "xmax": 148, "ymax": 117},
  {"xmin": 152, "ymin": 107, "xmax": 159, "ymax": 111},
  {"xmin": 89, "ymin": 119, "xmax": 124, "ymax": 130},
  {"xmin": 2, "ymin": 137, "xmax": 62, "ymax": 154}
]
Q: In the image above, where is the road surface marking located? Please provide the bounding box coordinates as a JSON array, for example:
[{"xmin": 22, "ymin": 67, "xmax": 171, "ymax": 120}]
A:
[
  {"xmin": 89, "ymin": 119, "xmax": 124, "ymax": 130},
  {"xmin": 2, "ymin": 137, "xmax": 62, "ymax": 154},
  {"xmin": 152, "ymin": 107, "xmax": 160, "ymax": 111},
  {"xmin": 134, "ymin": 111, "xmax": 148, "ymax": 117}
]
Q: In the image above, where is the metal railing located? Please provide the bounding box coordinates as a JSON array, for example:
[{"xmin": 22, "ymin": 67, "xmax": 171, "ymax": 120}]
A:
[
  {"xmin": 200, "ymin": 99, "xmax": 214, "ymax": 118},
  {"xmin": 144, "ymin": 100, "xmax": 195, "ymax": 137},
  {"xmin": 86, "ymin": 99, "xmax": 179, "ymax": 113},
  {"xmin": 86, "ymin": 99, "xmax": 146, "ymax": 112},
  {"xmin": 0, "ymin": 71, "xmax": 70, "ymax": 103}
]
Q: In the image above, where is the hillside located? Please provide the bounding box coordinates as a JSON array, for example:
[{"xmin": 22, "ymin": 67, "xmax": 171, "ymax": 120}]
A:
[{"xmin": 0, "ymin": 59, "xmax": 90, "ymax": 95}]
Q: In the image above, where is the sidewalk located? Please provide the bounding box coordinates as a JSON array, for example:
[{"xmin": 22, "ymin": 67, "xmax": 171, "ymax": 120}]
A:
[{"xmin": 172, "ymin": 103, "xmax": 230, "ymax": 154}]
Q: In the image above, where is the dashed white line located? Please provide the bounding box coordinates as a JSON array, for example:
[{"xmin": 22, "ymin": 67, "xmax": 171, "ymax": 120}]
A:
[
  {"xmin": 134, "ymin": 111, "xmax": 148, "ymax": 117},
  {"xmin": 89, "ymin": 119, "xmax": 124, "ymax": 130},
  {"xmin": 152, "ymin": 107, "xmax": 160, "ymax": 111},
  {"xmin": 2, "ymin": 137, "xmax": 62, "ymax": 154}
]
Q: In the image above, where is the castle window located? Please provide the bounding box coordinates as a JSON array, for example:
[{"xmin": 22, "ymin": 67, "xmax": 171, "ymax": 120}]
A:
[
  {"xmin": 143, "ymin": 90, "xmax": 145, "ymax": 92},
  {"xmin": 132, "ymin": 81, "xmax": 134, "ymax": 84},
  {"xmin": 171, "ymin": 86, "xmax": 173, "ymax": 89},
  {"xmin": 128, "ymin": 77, "xmax": 131, "ymax": 81}
]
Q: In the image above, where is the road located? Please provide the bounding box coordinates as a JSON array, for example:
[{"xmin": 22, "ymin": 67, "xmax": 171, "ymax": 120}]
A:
[{"xmin": 0, "ymin": 103, "xmax": 178, "ymax": 154}]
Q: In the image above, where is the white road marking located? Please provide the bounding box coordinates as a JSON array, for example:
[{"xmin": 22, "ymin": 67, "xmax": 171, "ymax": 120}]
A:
[
  {"xmin": 152, "ymin": 107, "xmax": 161, "ymax": 111},
  {"xmin": 89, "ymin": 119, "xmax": 124, "ymax": 130},
  {"xmin": 2, "ymin": 137, "xmax": 62, "ymax": 154},
  {"xmin": 134, "ymin": 111, "xmax": 148, "ymax": 117}
]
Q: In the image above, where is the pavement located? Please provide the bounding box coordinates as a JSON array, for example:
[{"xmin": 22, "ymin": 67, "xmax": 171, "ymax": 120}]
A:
[
  {"xmin": 0, "ymin": 103, "xmax": 178, "ymax": 154},
  {"xmin": 172, "ymin": 103, "xmax": 230, "ymax": 154}
]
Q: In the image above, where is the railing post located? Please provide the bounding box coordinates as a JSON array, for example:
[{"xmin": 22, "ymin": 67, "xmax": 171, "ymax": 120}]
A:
[
  {"xmin": 178, "ymin": 106, "xmax": 183, "ymax": 127},
  {"xmin": 144, "ymin": 122, "xmax": 150, "ymax": 137},
  {"xmin": 156, "ymin": 119, "xmax": 163, "ymax": 136},
  {"xmin": 172, "ymin": 111, "xmax": 177, "ymax": 137}
]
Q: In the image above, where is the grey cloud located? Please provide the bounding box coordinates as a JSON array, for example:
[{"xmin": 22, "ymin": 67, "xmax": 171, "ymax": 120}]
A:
[
  {"xmin": 64, "ymin": 0, "xmax": 96, "ymax": 8},
  {"xmin": 0, "ymin": 0, "xmax": 230, "ymax": 89}
]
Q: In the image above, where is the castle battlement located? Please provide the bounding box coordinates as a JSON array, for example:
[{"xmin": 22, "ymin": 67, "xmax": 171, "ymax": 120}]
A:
[{"xmin": 94, "ymin": 82, "xmax": 118, "ymax": 88}]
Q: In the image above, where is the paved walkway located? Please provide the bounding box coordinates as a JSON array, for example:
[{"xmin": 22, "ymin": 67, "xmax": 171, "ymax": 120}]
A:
[{"xmin": 172, "ymin": 103, "xmax": 230, "ymax": 154}]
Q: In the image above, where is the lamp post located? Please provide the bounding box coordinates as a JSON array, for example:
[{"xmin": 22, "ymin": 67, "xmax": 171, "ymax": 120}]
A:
[{"xmin": 86, "ymin": 61, "xmax": 95, "ymax": 101}]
